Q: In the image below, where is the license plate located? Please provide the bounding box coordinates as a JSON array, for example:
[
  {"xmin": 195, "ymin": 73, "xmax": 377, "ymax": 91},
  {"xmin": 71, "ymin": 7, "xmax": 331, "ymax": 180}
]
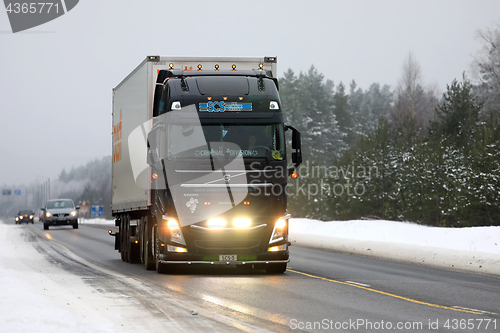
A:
[{"xmin": 219, "ymin": 254, "xmax": 237, "ymax": 261}]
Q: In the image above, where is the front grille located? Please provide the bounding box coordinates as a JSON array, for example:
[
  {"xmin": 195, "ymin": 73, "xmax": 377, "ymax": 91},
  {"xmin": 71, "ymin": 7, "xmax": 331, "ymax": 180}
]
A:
[{"xmin": 194, "ymin": 240, "xmax": 260, "ymax": 251}]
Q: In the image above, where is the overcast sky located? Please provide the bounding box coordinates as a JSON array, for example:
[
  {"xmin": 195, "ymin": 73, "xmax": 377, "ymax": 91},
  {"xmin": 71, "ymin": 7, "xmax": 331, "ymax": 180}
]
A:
[{"xmin": 1, "ymin": 0, "xmax": 499, "ymax": 187}]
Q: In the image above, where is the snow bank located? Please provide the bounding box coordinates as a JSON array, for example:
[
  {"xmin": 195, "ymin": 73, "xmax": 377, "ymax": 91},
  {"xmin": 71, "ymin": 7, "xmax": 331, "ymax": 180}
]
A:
[{"xmin": 289, "ymin": 219, "xmax": 500, "ymax": 276}]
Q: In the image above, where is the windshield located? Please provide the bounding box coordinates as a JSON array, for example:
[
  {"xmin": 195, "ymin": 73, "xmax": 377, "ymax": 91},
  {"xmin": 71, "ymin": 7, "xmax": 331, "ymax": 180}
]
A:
[
  {"xmin": 19, "ymin": 210, "xmax": 33, "ymax": 215},
  {"xmin": 167, "ymin": 123, "xmax": 284, "ymax": 160},
  {"xmin": 47, "ymin": 200, "xmax": 74, "ymax": 209}
]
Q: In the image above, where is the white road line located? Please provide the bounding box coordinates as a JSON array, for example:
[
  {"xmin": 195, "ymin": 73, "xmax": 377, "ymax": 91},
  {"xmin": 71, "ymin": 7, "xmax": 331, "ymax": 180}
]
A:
[
  {"xmin": 452, "ymin": 306, "xmax": 499, "ymax": 316},
  {"xmin": 345, "ymin": 281, "xmax": 371, "ymax": 287}
]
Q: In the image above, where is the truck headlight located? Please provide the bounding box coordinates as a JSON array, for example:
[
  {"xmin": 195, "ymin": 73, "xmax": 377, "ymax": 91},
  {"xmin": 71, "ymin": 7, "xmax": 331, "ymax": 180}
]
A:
[
  {"xmin": 164, "ymin": 217, "xmax": 186, "ymax": 245},
  {"xmin": 233, "ymin": 218, "xmax": 251, "ymax": 228},
  {"xmin": 268, "ymin": 244, "xmax": 287, "ymax": 252},
  {"xmin": 207, "ymin": 218, "xmax": 226, "ymax": 228},
  {"xmin": 269, "ymin": 218, "xmax": 287, "ymax": 244}
]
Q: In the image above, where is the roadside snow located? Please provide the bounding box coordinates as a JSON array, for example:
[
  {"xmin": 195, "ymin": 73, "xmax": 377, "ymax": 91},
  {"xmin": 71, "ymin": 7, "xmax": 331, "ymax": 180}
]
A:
[
  {"xmin": 289, "ymin": 218, "xmax": 500, "ymax": 276},
  {"xmin": 1, "ymin": 218, "xmax": 499, "ymax": 332}
]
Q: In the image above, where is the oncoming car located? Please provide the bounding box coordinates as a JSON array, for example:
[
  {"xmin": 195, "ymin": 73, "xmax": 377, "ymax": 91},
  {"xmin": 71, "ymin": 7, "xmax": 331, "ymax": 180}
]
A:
[
  {"xmin": 15, "ymin": 210, "xmax": 35, "ymax": 224},
  {"xmin": 42, "ymin": 199, "xmax": 80, "ymax": 230}
]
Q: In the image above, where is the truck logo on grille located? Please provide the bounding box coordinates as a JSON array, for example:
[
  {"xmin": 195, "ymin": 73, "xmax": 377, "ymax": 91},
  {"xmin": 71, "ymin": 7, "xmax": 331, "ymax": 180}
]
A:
[{"xmin": 186, "ymin": 197, "xmax": 199, "ymax": 213}]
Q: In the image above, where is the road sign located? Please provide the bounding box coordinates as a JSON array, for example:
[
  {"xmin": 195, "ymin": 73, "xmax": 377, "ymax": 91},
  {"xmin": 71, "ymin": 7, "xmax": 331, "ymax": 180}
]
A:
[
  {"xmin": 78, "ymin": 201, "xmax": 90, "ymax": 215},
  {"xmin": 91, "ymin": 205, "xmax": 104, "ymax": 218},
  {"xmin": 14, "ymin": 189, "xmax": 21, "ymax": 195}
]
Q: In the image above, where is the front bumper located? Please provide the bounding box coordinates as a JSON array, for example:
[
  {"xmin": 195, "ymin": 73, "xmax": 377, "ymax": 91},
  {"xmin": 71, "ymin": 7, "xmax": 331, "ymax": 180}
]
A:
[
  {"xmin": 44, "ymin": 217, "xmax": 78, "ymax": 226},
  {"xmin": 158, "ymin": 250, "xmax": 289, "ymax": 265}
]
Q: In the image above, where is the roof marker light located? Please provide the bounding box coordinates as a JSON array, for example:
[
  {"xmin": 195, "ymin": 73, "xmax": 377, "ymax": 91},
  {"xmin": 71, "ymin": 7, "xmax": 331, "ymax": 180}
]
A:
[
  {"xmin": 258, "ymin": 63, "xmax": 264, "ymax": 71},
  {"xmin": 197, "ymin": 64, "xmax": 202, "ymax": 71},
  {"xmin": 215, "ymin": 64, "xmax": 219, "ymax": 71},
  {"xmin": 232, "ymin": 64, "xmax": 236, "ymax": 71},
  {"xmin": 169, "ymin": 63, "xmax": 174, "ymax": 70}
]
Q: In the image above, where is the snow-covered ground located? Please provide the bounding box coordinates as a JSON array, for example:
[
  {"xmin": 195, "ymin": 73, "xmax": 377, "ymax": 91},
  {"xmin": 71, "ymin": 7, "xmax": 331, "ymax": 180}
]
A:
[{"xmin": 1, "ymin": 218, "xmax": 499, "ymax": 332}]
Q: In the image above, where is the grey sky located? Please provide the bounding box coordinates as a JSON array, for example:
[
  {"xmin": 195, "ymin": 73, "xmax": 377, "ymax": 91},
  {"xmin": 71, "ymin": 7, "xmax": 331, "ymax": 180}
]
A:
[{"xmin": 1, "ymin": 0, "xmax": 499, "ymax": 187}]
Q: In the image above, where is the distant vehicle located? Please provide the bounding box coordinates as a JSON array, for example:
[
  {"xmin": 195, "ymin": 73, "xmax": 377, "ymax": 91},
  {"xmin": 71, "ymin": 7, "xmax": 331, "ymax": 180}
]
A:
[
  {"xmin": 15, "ymin": 210, "xmax": 34, "ymax": 224},
  {"xmin": 42, "ymin": 199, "xmax": 80, "ymax": 230}
]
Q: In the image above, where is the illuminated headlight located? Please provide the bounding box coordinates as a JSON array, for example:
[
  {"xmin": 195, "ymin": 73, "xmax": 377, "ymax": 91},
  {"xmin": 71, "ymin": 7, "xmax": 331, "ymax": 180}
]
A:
[
  {"xmin": 19, "ymin": 216, "xmax": 23, "ymax": 220},
  {"xmin": 29, "ymin": 215, "xmax": 34, "ymax": 219},
  {"xmin": 269, "ymin": 218, "xmax": 287, "ymax": 244},
  {"xmin": 208, "ymin": 218, "xmax": 226, "ymax": 228},
  {"xmin": 269, "ymin": 101, "xmax": 279, "ymax": 110},
  {"xmin": 171, "ymin": 101, "xmax": 181, "ymax": 111},
  {"xmin": 46, "ymin": 212, "xmax": 52, "ymax": 218},
  {"xmin": 15, "ymin": 217, "xmax": 19, "ymax": 221},
  {"xmin": 164, "ymin": 217, "xmax": 186, "ymax": 245},
  {"xmin": 233, "ymin": 218, "xmax": 251, "ymax": 228},
  {"xmin": 167, "ymin": 245, "xmax": 188, "ymax": 253},
  {"xmin": 70, "ymin": 211, "xmax": 77, "ymax": 217},
  {"xmin": 268, "ymin": 244, "xmax": 287, "ymax": 252}
]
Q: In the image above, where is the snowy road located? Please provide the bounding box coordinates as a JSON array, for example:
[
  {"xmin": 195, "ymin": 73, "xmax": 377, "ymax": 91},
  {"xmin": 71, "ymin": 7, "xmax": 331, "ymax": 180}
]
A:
[{"xmin": 1, "ymin": 219, "xmax": 499, "ymax": 332}]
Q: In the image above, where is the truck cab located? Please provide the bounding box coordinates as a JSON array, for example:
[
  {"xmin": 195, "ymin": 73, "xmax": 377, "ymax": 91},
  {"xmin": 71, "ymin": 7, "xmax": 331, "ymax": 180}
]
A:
[{"xmin": 147, "ymin": 69, "xmax": 301, "ymax": 273}]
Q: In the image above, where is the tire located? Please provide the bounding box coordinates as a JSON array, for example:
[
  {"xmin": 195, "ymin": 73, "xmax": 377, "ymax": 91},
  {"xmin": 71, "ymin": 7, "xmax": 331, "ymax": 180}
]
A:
[
  {"xmin": 120, "ymin": 217, "xmax": 128, "ymax": 262},
  {"xmin": 265, "ymin": 263, "xmax": 287, "ymax": 274},
  {"xmin": 142, "ymin": 216, "xmax": 155, "ymax": 270},
  {"xmin": 73, "ymin": 222, "xmax": 78, "ymax": 229},
  {"xmin": 155, "ymin": 229, "xmax": 168, "ymax": 274},
  {"xmin": 43, "ymin": 223, "xmax": 49, "ymax": 230}
]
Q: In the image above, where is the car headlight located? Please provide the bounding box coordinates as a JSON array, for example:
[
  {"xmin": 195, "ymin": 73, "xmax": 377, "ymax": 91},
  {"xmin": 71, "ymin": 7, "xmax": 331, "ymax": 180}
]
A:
[
  {"xmin": 15, "ymin": 217, "xmax": 19, "ymax": 221},
  {"xmin": 29, "ymin": 215, "xmax": 34, "ymax": 219},
  {"xmin": 269, "ymin": 218, "xmax": 287, "ymax": 244},
  {"xmin": 46, "ymin": 212, "xmax": 52, "ymax": 218},
  {"xmin": 70, "ymin": 211, "xmax": 77, "ymax": 217}
]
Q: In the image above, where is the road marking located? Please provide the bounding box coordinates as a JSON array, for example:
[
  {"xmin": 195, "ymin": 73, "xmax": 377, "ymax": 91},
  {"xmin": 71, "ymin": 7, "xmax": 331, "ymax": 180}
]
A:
[
  {"xmin": 452, "ymin": 306, "xmax": 499, "ymax": 316},
  {"xmin": 345, "ymin": 281, "xmax": 371, "ymax": 287},
  {"xmin": 287, "ymin": 269, "xmax": 484, "ymax": 315}
]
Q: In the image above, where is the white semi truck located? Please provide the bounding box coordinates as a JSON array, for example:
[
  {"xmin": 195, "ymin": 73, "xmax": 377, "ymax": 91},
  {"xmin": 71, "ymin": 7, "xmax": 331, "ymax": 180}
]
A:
[{"xmin": 111, "ymin": 56, "xmax": 302, "ymax": 274}]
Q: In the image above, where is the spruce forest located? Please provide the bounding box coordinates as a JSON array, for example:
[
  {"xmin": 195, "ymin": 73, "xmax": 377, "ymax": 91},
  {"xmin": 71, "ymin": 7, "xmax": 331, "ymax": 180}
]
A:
[{"xmin": 282, "ymin": 26, "xmax": 500, "ymax": 227}]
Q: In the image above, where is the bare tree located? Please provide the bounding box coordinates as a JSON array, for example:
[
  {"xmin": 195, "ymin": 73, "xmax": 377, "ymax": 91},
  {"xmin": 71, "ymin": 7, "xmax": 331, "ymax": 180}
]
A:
[
  {"xmin": 472, "ymin": 22, "xmax": 500, "ymax": 118},
  {"xmin": 392, "ymin": 52, "xmax": 437, "ymax": 137}
]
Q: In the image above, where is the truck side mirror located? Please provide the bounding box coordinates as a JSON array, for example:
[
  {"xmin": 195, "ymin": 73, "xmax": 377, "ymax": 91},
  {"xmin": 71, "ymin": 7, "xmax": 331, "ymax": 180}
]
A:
[
  {"xmin": 147, "ymin": 122, "xmax": 165, "ymax": 168},
  {"xmin": 285, "ymin": 125, "xmax": 303, "ymax": 175}
]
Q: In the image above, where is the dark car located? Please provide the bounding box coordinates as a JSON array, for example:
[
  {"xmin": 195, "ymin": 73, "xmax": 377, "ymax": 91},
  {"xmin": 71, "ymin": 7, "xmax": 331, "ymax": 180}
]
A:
[
  {"xmin": 15, "ymin": 210, "xmax": 35, "ymax": 224},
  {"xmin": 42, "ymin": 199, "xmax": 80, "ymax": 230}
]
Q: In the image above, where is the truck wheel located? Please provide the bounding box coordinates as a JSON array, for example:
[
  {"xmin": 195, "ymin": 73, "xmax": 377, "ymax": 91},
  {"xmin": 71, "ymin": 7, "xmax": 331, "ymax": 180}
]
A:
[
  {"xmin": 120, "ymin": 217, "xmax": 128, "ymax": 262},
  {"xmin": 154, "ymin": 231, "xmax": 168, "ymax": 274},
  {"xmin": 142, "ymin": 217, "xmax": 155, "ymax": 270},
  {"xmin": 265, "ymin": 263, "xmax": 287, "ymax": 274},
  {"xmin": 43, "ymin": 223, "xmax": 49, "ymax": 230}
]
